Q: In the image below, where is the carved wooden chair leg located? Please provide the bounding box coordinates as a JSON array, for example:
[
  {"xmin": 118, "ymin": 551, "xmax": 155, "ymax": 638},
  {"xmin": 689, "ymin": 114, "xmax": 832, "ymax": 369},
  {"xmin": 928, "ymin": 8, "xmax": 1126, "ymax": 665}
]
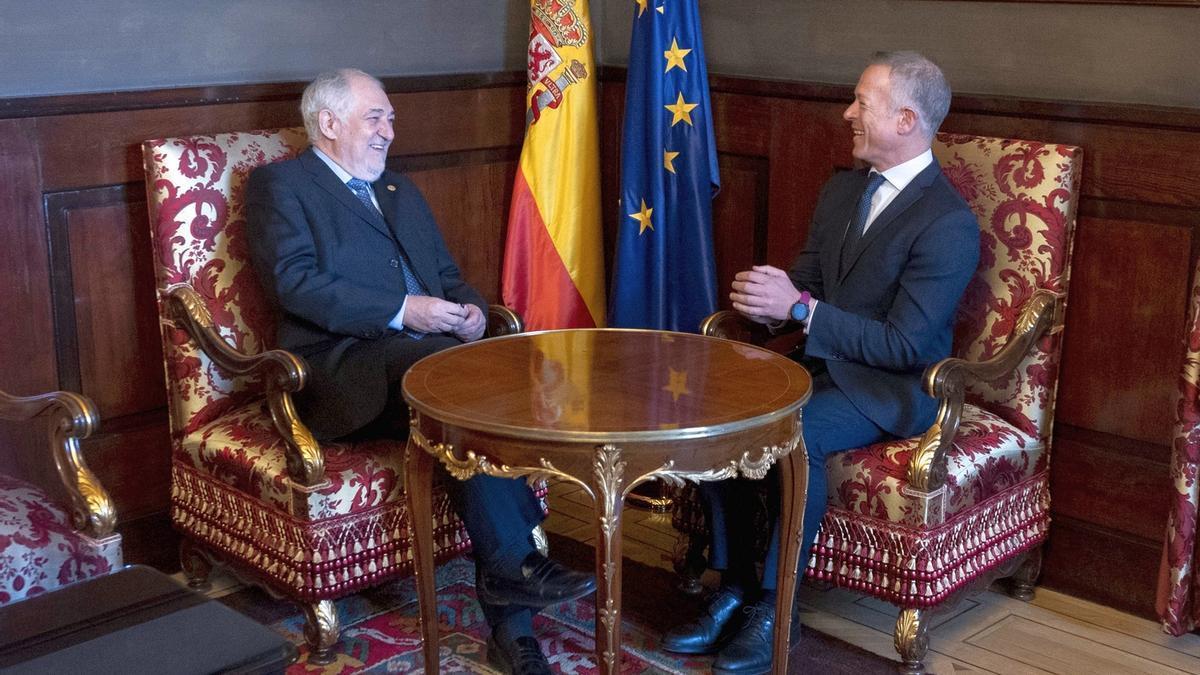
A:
[
  {"xmin": 672, "ymin": 531, "xmax": 708, "ymax": 595},
  {"xmin": 302, "ymin": 600, "xmax": 340, "ymax": 665},
  {"xmin": 895, "ymin": 607, "xmax": 930, "ymax": 675},
  {"xmin": 179, "ymin": 538, "xmax": 213, "ymax": 591},
  {"xmin": 1010, "ymin": 547, "xmax": 1043, "ymax": 601}
]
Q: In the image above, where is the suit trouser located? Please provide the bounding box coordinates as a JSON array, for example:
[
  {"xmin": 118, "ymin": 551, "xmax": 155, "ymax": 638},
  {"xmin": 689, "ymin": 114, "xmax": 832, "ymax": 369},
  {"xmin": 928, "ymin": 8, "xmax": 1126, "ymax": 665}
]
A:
[
  {"xmin": 309, "ymin": 333, "xmax": 547, "ymax": 627},
  {"xmin": 444, "ymin": 473, "xmax": 546, "ymax": 626},
  {"xmin": 700, "ymin": 372, "xmax": 889, "ymax": 590}
]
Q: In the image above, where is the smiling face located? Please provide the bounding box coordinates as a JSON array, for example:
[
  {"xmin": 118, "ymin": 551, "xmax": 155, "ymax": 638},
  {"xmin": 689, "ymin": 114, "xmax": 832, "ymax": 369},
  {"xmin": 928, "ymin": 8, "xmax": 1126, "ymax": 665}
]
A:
[
  {"xmin": 318, "ymin": 74, "xmax": 394, "ymax": 181},
  {"xmin": 843, "ymin": 64, "xmax": 907, "ymax": 172}
]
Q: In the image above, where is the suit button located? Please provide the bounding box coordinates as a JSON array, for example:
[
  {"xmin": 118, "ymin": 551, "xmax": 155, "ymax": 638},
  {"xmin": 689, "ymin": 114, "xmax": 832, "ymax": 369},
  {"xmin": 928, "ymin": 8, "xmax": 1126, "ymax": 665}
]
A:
[{"xmin": 389, "ymin": 259, "xmax": 400, "ymax": 268}]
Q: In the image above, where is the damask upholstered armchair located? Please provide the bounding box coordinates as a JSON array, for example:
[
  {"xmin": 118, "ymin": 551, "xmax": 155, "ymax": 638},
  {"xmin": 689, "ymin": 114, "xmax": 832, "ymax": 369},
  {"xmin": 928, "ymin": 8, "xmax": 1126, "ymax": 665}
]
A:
[
  {"xmin": 673, "ymin": 133, "xmax": 1083, "ymax": 673},
  {"xmin": 142, "ymin": 128, "xmax": 528, "ymax": 663},
  {"xmin": 0, "ymin": 387, "xmax": 122, "ymax": 605}
]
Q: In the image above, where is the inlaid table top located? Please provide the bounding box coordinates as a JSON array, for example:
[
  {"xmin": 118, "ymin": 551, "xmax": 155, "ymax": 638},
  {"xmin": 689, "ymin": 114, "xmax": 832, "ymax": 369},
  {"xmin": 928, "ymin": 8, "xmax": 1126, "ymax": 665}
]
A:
[{"xmin": 403, "ymin": 328, "xmax": 811, "ymax": 442}]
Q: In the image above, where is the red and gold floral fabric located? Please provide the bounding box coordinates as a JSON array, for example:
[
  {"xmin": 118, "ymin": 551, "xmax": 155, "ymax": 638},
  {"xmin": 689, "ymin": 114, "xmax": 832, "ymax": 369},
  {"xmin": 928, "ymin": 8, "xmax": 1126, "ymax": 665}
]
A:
[
  {"xmin": 1157, "ymin": 253, "xmax": 1200, "ymax": 635},
  {"xmin": 142, "ymin": 129, "xmax": 474, "ymax": 600},
  {"xmin": 144, "ymin": 129, "xmax": 308, "ymax": 437},
  {"xmin": 0, "ymin": 474, "xmax": 122, "ymax": 606},
  {"xmin": 935, "ymin": 134, "xmax": 1080, "ymax": 442},
  {"xmin": 180, "ymin": 401, "xmax": 407, "ymax": 519},
  {"xmin": 827, "ymin": 404, "xmax": 1041, "ymax": 523}
]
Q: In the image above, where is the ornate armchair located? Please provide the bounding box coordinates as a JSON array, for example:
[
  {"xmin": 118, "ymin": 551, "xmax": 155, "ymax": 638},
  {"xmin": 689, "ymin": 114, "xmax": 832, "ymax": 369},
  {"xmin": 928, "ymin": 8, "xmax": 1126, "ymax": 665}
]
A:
[
  {"xmin": 673, "ymin": 133, "xmax": 1083, "ymax": 673},
  {"xmin": 0, "ymin": 387, "xmax": 122, "ymax": 605},
  {"xmin": 142, "ymin": 128, "xmax": 529, "ymax": 663}
]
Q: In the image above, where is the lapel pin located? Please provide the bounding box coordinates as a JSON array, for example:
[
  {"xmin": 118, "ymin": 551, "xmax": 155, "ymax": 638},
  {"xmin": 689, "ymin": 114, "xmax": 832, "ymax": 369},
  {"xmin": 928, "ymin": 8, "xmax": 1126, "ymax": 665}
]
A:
[{"xmin": 386, "ymin": 184, "xmax": 396, "ymax": 192}]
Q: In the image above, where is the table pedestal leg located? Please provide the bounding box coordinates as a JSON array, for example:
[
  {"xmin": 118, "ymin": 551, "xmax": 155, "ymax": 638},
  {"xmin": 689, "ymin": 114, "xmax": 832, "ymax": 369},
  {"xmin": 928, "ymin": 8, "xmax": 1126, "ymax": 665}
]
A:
[
  {"xmin": 404, "ymin": 440, "xmax": 439, "ymax": 673},
  {"xmin": 772, "ymin": 448, "xmax": 808, "ymax": 675},
  {"xmin": 591, "ymin": 475, "xmax": 624, "ymax": 674}
]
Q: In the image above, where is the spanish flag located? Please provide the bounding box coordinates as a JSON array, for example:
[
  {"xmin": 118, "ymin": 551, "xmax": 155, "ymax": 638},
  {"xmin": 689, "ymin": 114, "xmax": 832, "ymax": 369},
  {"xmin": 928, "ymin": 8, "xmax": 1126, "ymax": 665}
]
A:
[{"xmin": 502, "ymin": 0, "xmax": 606, "ymax": 330}]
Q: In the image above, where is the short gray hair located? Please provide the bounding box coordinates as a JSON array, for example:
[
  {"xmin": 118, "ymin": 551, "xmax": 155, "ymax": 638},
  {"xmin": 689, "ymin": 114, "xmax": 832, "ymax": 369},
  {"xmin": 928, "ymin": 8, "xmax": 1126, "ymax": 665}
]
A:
[
  {"xmin": 869, "ymin": 51, "xmax": 951, "ymax": 138},
  {"xmin": 300, "ymin": 68, "xmax": 382, "ymax": 144}
]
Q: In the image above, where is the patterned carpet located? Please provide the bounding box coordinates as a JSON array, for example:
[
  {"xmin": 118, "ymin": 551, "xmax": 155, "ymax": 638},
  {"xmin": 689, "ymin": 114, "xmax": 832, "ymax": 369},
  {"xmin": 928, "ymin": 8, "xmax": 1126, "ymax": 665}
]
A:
[{"xmin": 218, "ymin": 536, "xmax": 897, "ymax": 673}]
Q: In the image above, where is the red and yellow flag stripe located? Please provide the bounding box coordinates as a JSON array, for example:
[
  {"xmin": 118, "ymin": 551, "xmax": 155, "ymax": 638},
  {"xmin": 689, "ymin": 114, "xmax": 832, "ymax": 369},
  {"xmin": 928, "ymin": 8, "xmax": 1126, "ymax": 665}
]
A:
[{"xmin": 502, "ymin": 0, "xmax": 606, "ymax": 330}]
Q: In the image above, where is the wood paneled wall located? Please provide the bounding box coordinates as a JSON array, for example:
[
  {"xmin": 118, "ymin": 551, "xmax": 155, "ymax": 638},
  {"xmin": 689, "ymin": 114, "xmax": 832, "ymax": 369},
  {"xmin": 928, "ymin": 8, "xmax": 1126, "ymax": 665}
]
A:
[
  {"xmin": 600, "ymin": 71, "xmax": 1200, "ymax": 619},
  {"xmin": 1, "ymin": 70, "xmax": 1196, "ymax": 617}
]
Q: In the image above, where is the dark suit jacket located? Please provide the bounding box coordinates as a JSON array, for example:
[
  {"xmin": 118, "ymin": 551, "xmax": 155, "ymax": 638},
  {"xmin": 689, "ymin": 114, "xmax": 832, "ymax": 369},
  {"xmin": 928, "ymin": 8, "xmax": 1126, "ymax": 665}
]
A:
[
  {"xmin": 789, "ymin": 161, "xmax": 979, "ymax": 438},
  {"xmin": 245, "ymin": 148, "xmax": 486, "ymax": 437}
]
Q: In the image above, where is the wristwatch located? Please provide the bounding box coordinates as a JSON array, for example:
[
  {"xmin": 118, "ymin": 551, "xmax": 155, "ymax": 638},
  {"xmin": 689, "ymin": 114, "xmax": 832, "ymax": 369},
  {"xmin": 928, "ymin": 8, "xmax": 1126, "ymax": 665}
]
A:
[{"xmin": 789, "ymin": 291, "xmax": 812, "ymax": 322}]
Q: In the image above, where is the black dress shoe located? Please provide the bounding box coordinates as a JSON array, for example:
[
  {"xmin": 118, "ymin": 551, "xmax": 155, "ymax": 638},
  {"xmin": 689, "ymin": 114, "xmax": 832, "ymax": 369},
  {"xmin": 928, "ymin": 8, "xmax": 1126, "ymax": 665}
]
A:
[
  {"xmin": 712, "ymin": 601, "xmax": 802, "ymax": 675},
  {"xmin": 478, "ymin": 553, "xmax": 597, "ymax": 608},
  {"xmin": 487, "ymin": 635, "xmax": 552, "ymax": 675},
  {"xmin": 661, "ymin": 587, "xmax": 745, "ymax": 654}
]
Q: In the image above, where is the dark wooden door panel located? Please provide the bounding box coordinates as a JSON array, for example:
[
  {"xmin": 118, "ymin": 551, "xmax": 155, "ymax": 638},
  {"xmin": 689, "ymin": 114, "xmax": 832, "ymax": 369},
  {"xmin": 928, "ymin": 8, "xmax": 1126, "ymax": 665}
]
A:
[{"xmin": 1056, "ymin": 215, "xmax": 1192, "ymax": 445}]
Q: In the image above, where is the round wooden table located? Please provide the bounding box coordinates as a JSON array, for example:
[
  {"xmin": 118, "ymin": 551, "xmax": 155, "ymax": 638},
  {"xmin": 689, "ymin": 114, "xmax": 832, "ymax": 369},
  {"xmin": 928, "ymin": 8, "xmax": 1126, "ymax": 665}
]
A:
[{"xmin": 402, "ymin": 328, "xmax": 811, "ymax": 674}]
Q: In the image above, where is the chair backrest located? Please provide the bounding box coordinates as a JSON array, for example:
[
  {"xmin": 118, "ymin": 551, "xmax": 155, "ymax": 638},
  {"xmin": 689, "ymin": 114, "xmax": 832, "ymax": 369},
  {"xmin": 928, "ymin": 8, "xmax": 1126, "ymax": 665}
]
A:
[
  {"xmin": 932, "ymin": 133, "xmax": 1083, "ymax": 442},
  {"xmin": 143, "ymin": 129, "xmax": 308, "ymax": 440}
]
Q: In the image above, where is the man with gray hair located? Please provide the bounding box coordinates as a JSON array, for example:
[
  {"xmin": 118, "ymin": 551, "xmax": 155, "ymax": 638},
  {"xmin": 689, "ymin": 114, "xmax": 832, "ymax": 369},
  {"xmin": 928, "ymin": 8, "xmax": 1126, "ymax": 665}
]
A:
[
  {"xmin": 662, "ymin": 52, "xmax": 979, "ymax": 674},
  {"xmin": 246, "ymin": 68, "xmax": 594, "ymax": 675}
]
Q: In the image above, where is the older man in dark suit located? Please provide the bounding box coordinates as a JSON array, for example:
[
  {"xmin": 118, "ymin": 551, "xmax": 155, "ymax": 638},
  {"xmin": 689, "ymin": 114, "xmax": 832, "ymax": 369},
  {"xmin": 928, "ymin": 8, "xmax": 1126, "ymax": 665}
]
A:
[
  {"xmin": 246, "ymin": 68, "xmax": 592, "ymax": 675},
  {"xmin": 663, "ymin": 52, "xmax": 981, "ymax": 674}
]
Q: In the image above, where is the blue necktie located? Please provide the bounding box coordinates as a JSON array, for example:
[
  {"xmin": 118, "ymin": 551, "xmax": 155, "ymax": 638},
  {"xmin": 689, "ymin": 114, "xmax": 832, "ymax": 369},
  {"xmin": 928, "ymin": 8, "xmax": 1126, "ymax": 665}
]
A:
[
  {"xmin": 840, "ymin": 171, "xmax": 888, "ymax": 275},
  {"xmin": 346, "ymin": 177, "xmax": 428, "ymax": 338}
]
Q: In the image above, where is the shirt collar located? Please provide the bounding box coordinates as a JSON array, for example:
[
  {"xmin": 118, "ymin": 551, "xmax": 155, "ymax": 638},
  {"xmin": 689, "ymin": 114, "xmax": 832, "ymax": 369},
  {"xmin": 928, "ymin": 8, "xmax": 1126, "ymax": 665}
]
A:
[
  {"xmin": 877, "ymin": 148, "xmax": 934, "ymax": 193},
  {"xmin": 312, "ymin": 146, "xmax": 355, "ymax": 184}
]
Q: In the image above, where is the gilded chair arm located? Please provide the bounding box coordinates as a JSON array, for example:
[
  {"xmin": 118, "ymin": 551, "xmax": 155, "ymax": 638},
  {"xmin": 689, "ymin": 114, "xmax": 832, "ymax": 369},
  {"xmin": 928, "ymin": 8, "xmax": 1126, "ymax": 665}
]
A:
[
  {"xmin": 699, "ymin": 310, "xmax": 776, "ymax": 345},
  {"xmin": 487, "ymin": 304, "xmax": 525, "ymax": 337},
  {"xmin": 165, "ymin": 284, "xmax": 324, "ymax": 486},
  {"xmin": 906, "ymin": 289, "xmax": 1059, "ymax": 491},
  {"xmin": 0, "ymin": 388, "xmax": 115, "ymax": 538}
]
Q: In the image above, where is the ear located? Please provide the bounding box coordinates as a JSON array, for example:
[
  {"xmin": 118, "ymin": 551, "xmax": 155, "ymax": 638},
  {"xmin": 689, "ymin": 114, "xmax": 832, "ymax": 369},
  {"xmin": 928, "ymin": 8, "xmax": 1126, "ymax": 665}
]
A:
[
  {"xmin": 318, "ymin": 109, "xmax": 340, "ymax": 141},
  {"xmin": 896, "ymin": 106, "xmax": 919, "ymax": 136}
]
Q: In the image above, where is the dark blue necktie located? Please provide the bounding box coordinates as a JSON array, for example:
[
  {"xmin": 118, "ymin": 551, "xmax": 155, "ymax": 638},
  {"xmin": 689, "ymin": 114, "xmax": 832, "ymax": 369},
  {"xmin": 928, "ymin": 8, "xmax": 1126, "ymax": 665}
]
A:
[
  {"xmin": 347, "ymin": 177, "xmax": 428, "ymax": 338},
  {"xmin": 840, "ymin": 171, "xmax": 888, "ymax": 275}
]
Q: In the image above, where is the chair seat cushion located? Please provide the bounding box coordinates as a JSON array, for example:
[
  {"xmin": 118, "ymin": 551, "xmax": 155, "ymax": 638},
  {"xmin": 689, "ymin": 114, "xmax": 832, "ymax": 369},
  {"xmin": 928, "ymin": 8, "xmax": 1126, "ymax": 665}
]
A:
[
  {"xmin": 180, "ymin": 401, "xmax": 406, "ymax": 520},
  {"xmin": 827, "ymin": 404, "xmax": 1043, "ymax": 524},
  {"xmin": 0, "ymin": 474, "xmax": 120, "ymax": 606}
]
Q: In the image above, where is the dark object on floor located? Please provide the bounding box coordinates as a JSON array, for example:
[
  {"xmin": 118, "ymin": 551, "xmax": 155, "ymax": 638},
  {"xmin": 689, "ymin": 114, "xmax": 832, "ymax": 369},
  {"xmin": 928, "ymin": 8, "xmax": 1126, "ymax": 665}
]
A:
[{"xmin": 0, "ymin": 565, "xmax": 295, "ymax": 674}]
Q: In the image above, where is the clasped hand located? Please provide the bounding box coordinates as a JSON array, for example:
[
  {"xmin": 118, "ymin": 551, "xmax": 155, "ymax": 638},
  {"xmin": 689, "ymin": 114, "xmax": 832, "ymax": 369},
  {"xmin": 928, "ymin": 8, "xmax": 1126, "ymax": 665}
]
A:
[
  {"xmin": 730, "ymin": 265, "xmax": 802, "ymax": 324},
  {"xmin": 404, "ymin": 296, "xmax": 485, "ymax": 341}
]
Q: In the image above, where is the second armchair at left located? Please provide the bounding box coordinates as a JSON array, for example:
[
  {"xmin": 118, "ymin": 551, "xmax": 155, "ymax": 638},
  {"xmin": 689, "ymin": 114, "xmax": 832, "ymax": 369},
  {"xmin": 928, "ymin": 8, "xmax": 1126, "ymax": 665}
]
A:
[{"xmin": 0, "ymin": 385, "xmax": 121, "ymax": 607}]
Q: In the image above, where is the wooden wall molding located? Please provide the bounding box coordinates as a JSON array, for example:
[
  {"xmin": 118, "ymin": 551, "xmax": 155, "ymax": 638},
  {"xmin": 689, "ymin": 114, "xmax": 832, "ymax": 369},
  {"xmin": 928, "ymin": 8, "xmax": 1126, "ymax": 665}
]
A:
[{"xmin": 0, "ymin": 72, "xmax": 527, "ymax": 120}]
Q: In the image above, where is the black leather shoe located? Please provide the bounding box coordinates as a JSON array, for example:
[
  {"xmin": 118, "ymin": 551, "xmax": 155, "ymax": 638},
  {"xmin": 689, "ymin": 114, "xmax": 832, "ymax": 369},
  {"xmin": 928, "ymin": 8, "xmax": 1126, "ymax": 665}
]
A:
[
  {"xmin": 477, "ymin": 553, "xmax": 596, "ymax": 608},
  {"xmin": 661, "ymin": 587, "xmax": 745, "ymax": 654},
  {"xmin": 487, "ymin": 635, "xmax": 552, "ymax": 675},
  {"xmin": 712, "ymin": 601, "xmax": 802, "ymax": 675}
]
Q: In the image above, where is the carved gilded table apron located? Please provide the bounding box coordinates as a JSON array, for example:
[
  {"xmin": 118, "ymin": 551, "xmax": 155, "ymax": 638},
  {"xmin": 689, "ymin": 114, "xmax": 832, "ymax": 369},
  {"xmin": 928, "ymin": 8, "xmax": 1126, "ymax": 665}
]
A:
[{"xmin": 402, "ymin": 329, "xmax": 811, "ymax": 674}]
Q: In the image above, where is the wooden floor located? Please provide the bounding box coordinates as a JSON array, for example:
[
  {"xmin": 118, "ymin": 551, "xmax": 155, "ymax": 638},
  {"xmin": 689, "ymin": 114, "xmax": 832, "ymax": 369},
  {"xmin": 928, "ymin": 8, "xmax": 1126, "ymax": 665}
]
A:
[{"xmin": 545, "ymin": 482, "xmax": 1200, "ymax": 675}]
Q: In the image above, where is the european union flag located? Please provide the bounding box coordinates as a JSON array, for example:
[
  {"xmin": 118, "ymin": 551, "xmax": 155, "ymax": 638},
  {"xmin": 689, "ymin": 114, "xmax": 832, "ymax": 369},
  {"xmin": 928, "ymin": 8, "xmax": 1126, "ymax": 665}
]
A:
[{"xmin": 609, "ymin": 0, "xmax": 719, "ymax": 333}]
